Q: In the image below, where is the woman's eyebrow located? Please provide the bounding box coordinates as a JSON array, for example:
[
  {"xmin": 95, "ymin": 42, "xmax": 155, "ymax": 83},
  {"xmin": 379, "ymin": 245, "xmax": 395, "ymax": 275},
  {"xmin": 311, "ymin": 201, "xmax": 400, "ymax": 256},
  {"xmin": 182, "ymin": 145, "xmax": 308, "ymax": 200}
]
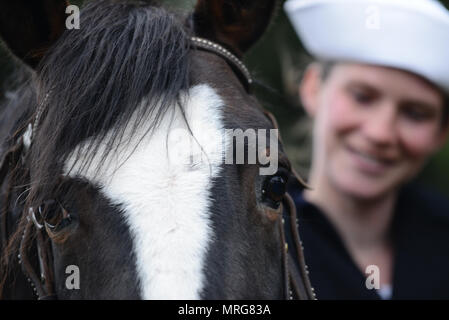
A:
[{"xmin": 345, "ymin": 80, "xmax": 380, "ymax": 93}]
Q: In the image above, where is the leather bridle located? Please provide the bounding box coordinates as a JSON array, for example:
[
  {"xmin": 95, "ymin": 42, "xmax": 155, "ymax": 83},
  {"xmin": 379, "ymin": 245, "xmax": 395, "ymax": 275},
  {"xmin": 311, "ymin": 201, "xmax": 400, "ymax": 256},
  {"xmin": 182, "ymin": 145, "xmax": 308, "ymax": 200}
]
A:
[{"xmin": 5, "ymin": 37, "xmax": 316, "ymax": 300}]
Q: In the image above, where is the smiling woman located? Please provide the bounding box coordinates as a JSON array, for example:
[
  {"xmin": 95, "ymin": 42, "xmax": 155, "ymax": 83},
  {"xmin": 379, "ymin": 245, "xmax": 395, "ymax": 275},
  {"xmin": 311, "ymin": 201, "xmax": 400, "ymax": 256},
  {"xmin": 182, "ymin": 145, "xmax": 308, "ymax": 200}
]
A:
[
  {"xmin": 305, "ymin": 62, "xmax": 448, "ymax": 200},
  {"xmin": 285, "ymin": 0, "xmax": 449, "ymax": 299}
]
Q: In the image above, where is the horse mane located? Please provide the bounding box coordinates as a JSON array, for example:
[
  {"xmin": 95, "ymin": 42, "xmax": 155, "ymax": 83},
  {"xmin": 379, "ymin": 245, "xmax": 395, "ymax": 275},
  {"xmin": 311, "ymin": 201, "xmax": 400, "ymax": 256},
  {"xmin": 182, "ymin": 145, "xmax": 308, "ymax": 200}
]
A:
[
  {"xmin": 33, "ymin": 0, "xmax": 191, "ymax": 189},
  {"xmin": 0, "ymin": 0, "xmax": 191, "ymax": 297}
]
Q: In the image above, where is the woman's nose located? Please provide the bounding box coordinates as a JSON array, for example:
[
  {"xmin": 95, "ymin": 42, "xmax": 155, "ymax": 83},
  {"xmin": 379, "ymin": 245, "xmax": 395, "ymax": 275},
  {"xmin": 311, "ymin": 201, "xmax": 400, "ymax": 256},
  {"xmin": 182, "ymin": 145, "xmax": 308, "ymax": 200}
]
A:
[{"xmin": 362, "ymin": 103, "xmax": 398, "ymax": 146}]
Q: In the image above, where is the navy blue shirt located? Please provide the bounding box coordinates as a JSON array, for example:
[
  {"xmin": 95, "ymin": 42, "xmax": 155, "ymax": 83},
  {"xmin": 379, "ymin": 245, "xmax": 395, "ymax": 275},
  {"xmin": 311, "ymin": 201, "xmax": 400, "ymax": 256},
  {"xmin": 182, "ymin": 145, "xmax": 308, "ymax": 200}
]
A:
[{"xmin": 288, "ymin": 181, "xmax": 449, "ymax": 299}]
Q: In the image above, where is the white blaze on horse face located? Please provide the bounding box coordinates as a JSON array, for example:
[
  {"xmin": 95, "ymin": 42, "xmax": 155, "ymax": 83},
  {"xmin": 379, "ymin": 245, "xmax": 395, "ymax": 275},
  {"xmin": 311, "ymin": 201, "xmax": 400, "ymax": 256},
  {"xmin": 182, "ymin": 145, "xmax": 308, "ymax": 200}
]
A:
[{"xmin": 64, "ymin": 84, "xmax": 226, "ymax": 299}]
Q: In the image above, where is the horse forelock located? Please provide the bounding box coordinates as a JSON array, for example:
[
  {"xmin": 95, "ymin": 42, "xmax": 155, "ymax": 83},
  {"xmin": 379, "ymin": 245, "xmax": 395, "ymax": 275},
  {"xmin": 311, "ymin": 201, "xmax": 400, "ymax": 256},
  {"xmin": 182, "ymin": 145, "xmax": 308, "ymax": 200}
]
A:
[{"xmin": 29, "ymin": 0, "xmax": 191, "ymax": 202}]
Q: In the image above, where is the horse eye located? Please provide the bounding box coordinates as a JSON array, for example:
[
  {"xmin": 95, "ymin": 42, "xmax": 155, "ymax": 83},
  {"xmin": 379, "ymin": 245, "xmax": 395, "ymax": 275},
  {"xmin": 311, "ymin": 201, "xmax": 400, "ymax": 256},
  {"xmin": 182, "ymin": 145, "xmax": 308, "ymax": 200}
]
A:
[
  {"xmin": 39, "ymin": 199, "xmax": 71, "ymax": 231},
  {"xmin": 39, "ymin": 200, "xmax": 59, "ymax": 220},
  {"xmin": 262, "ymin": 175, "xmax": 287, "ymax": 209}
]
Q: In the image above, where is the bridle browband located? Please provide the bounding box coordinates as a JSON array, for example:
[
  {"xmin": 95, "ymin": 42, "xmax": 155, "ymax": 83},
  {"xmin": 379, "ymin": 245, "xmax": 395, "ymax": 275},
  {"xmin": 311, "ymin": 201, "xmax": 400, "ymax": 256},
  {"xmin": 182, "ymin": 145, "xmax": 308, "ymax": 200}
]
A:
[
  {"xmin": 190, "ymin": 37, "xmax": 253, "ymax": 90},
  {"xmin": 7, "ymin": 37, "xmax": 316, "ymax": 300}
]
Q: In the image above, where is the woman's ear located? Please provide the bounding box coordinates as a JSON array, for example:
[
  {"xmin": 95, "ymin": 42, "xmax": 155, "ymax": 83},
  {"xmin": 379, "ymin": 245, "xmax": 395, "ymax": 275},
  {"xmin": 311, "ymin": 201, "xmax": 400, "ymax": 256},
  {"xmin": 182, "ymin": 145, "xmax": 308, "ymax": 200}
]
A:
[
  {"xmin": 0, "ymin": 0, "xmax": 69, "ymax": 69},
  {"xmin": 299, "ymin": 63, "xmax": 322, "ymax": 118}
]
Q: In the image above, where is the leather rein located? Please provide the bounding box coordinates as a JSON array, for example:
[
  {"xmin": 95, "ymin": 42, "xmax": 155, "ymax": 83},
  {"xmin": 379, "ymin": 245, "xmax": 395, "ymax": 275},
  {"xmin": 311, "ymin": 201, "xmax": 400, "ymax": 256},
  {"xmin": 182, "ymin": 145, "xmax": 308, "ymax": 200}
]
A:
[{"xmin": 4, "ymin": 37, "xmax": 316, "ymax": 300}]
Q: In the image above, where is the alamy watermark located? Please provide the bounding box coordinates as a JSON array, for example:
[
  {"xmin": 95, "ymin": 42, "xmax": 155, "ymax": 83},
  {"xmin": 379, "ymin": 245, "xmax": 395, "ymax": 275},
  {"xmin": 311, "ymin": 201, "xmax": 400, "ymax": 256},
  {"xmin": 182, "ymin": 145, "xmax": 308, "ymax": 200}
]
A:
[
  {"xmin": 65, "ymin": 265, "xmax": 80, "ymax": 290},
  {"xmin": 167, "ymin": 127, "xmax": 279, "ymax": 176},
  {"xmin": 66, "ymin": 5, "xmax": 80, "ymax": 30},
  {"xmin": 365, "ymin": 265, "xmax": 380, "ymax": 290},
  {"xmin": 365, "ymin": 5, "xmax": 381, "ymax": 30}
]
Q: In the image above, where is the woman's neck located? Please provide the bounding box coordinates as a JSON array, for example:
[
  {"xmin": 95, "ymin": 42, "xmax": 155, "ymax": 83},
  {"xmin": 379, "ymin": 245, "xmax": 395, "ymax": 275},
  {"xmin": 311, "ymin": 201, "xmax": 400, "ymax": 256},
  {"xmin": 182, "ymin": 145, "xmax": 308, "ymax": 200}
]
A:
[
  {"xmin": 304, "ymin": 169, "xmax": 396, "ymax": 283},
  {"xmin": 304, "ymin": 171, "xmax": 396, "ymax": 249}
]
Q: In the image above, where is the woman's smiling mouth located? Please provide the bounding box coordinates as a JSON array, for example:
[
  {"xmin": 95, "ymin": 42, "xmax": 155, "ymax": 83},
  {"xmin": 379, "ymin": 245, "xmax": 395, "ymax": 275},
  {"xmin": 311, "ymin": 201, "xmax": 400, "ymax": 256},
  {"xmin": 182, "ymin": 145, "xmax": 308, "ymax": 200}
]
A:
[{"xmin": 345, "ymin": 145, "xmax": 396, "ymax": 175}]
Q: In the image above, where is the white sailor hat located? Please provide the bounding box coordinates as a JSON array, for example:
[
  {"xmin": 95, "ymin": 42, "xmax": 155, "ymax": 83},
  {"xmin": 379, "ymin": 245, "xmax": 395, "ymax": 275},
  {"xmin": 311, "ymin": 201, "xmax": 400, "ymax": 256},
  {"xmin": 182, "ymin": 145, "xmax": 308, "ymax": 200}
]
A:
[{"xmin": 284, "ymin": 0, "xmax": 449, "ymax": 93}]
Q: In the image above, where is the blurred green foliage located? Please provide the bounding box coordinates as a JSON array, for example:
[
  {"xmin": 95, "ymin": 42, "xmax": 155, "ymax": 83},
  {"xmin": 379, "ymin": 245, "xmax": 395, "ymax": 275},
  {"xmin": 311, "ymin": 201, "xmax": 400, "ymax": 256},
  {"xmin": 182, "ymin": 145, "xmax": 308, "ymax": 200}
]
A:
[{"xmin": 0, "ymin": 0, "xmax": 448, "ymax": 196}]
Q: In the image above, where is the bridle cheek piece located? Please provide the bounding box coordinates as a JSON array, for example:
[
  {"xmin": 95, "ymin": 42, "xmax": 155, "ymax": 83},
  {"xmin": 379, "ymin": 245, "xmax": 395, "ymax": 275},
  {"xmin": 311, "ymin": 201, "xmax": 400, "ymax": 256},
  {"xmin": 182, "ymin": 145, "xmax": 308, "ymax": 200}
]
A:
[{"xmin": 15, "ymin": 37, "xmax": 316, "ymax": 300}]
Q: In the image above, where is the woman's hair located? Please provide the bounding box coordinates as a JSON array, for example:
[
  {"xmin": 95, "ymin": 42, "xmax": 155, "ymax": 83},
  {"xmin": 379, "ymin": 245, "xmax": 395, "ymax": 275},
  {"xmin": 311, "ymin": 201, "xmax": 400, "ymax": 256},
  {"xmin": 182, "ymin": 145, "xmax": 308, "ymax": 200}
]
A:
[{"xmin": 317, "ymin": 60, "xmax": 449, "ymax": 128}]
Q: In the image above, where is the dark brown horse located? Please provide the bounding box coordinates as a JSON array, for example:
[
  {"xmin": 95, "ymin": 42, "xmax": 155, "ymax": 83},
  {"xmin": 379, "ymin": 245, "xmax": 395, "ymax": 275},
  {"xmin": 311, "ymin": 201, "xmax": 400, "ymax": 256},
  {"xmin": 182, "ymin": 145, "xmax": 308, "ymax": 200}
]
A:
[{"xmin": 0, "ymin": 0, "xmax": 314, "ymax": 299}]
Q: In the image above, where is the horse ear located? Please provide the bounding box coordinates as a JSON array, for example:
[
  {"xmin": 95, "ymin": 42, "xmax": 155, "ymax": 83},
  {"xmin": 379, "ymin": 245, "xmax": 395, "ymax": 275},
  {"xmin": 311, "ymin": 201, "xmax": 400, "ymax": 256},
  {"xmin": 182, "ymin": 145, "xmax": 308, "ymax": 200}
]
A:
[
  {"xmin": 192, "ymin": 0, "xmax": 277, "ymax": 56},
  {"xmin": 0, "ymin": 0, "xmax": 69, "ymax": 69}
]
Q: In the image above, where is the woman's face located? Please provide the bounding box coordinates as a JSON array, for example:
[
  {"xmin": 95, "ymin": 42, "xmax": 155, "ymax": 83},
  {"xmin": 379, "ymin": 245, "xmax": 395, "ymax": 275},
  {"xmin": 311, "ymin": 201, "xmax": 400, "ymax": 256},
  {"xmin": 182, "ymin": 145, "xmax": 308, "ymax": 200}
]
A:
[{"xmin": 301, "ymin": 62, "xmax": 449, "ymax": 200}]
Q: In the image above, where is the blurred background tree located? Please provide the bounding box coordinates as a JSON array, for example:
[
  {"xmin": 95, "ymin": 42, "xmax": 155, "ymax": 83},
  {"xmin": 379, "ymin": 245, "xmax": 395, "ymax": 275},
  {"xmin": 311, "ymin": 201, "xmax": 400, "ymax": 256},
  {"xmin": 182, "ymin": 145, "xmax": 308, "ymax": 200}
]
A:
[{"xmin": 1, "ymin": 0, "xmax": 448, "ymax": 196}]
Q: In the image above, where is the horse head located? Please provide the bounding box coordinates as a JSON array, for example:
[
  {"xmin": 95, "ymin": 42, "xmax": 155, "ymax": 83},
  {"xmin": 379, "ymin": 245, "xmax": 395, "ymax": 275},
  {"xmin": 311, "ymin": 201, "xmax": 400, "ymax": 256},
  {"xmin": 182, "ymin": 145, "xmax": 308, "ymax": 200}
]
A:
[{"xmin": 0, "ymin": 0, "xmax": 314, "ymax": 300}]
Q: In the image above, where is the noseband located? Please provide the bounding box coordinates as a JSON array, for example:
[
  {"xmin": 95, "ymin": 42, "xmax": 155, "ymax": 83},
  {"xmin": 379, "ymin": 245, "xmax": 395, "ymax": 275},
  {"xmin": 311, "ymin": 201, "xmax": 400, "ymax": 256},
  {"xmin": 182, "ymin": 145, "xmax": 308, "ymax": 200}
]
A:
[{"xmin": 5, "ymin": 37, "xmax": 316, "ymax": 300}]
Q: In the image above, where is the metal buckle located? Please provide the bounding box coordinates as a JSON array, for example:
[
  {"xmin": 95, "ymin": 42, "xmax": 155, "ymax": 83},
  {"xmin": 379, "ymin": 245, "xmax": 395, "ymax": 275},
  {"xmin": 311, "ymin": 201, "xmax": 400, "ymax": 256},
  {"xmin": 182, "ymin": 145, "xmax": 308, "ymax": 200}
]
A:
[{"xmin": 28, "ymin": 207, "xmax": 43, "ymax": 230}]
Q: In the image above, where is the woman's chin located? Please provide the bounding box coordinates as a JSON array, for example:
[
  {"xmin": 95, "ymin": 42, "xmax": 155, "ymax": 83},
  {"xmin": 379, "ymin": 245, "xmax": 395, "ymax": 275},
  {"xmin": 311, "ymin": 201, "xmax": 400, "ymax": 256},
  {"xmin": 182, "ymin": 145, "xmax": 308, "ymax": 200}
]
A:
[{"xmin": 333, "ymin": 174, "xmax": 393, "ymax": 201}]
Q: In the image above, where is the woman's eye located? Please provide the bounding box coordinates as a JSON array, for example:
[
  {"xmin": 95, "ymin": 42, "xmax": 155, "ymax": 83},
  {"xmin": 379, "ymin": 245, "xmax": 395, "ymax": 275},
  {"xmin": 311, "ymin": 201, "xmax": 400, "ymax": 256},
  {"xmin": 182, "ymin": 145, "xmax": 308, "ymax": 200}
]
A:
[
  {"xmin": 351, "ymin": 90, "xmax": 374, "ymax": 104},
  {"xmin": 346, "ymin": 85, "xmax": 377, "ymax": 105},
  {"xmin": 402, "ymin": 106, "xmax": 435, "ymax": 122},
  {"xmin": 262, "ymin": 175, "xmax": 287, "ymax": 209}
]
